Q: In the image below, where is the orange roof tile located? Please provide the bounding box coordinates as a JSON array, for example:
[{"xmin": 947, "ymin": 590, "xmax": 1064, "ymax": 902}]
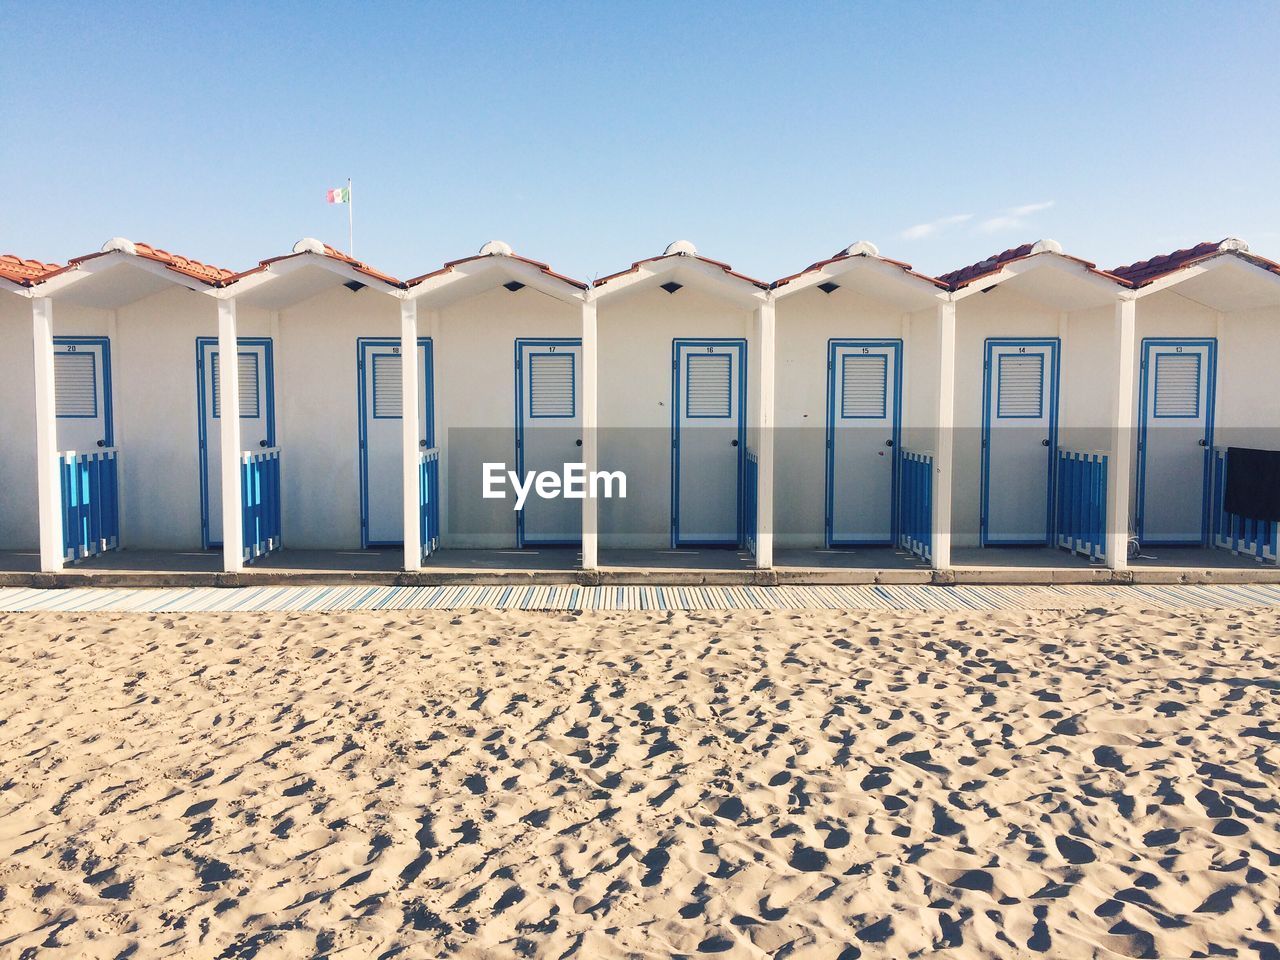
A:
[
  {"xmin": 45, "ymin": 241, "xmax": 236, "ymax": 286},
  {"xmin": 1109, "ymin": 240, "xmax": 1280, "ymax": 288},
  {"xmin": 231, "ymin": 242, "xmax": 403, "ymax": 288},
  {"xmin": 938, "ymin": 242, "xmax": 1127, "ymax": 292},
  {"xmin": 0, "ymin": 254, "xmax": 61, "ymax": 285}
]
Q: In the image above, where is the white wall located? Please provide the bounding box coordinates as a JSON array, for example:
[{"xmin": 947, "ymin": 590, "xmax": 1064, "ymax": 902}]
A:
[
  {"xmin": 0, "ymin": 295, "xmax": 37, "ymax": 549},
  {"xmin": 434, "ymin": 285, "xmax": 580, "ymax": 548},
  {"xmin": 276, "ymin": 287, "xmax": 398, "ymax": 549},
  {"xmin": 773, "ymin": 286, "xmax": 930, "ymax": 547},
  {"xmin": 597, "ymin": 284, "xmax": 756, "ymax": 548}
]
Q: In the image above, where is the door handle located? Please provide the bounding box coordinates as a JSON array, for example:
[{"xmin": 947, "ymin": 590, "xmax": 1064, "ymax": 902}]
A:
[
  {"xmin": 1198, "ymin": 439, "xmax": 1208, "ymax": 447},
  {"xmin": 97, "ymin": 439, "xmax": 106, "ymax": 448},
  {"xmin": 420, "ymin": 439, "xmax": 428, "ymax": 447},
  {"xmin": 884, "ymin": 439, "xmax": 894, "ymax": 448},
  {"xmin": 730, "ymin": 439, "xmax": 739, "ymax": 447},
  {"xmin": 1041, "ymin": 439, "xmax": 1050, "ymax": 447},
  {"xmin": 260, "ymin": 439, "xmax": 269, "ymax": 448},
  {"xmin": 576, "ymin": 439, "xmax": 583, "ymax": 447}
]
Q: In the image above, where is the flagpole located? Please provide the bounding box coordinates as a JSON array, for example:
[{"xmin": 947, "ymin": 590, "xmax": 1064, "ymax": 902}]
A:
[{"xmin": 347, "ymin": 177, "xmax": 354, "ymax": 257}]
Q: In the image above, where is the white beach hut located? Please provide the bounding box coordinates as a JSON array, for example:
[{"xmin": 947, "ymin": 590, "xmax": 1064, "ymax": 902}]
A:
[
  {"xmin": 590, "ymin": 242, "xmax": 772, "ymax": 568},
  {"xmin": 939, "ymin": 241, "xmax": 1131, "ymax": 568},
  {"xmin": 403, "ymin": 242, "xmax": 590, "ymax": 564},
  {"xmin": 1110, "ymin": 239, "xmax": 1280, "ymax": 564},
  {"xmin": 770, "ymin": 242, "xmax": 949, "ymax": 568}
]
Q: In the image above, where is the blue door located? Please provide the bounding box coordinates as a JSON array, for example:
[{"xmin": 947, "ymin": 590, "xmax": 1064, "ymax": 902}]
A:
[
  {"xmin": 981, "ymin": 338, "xmax": 1060, "ymax": 545},
  {"xmin": 197, "ymin": 337, "xmax": 275, "ymax": 549},
  {"xmin": 672, "ymin": 339, "xmax": 746, "ymax": 547},
  {"xmin": 826, "ymin": 339, "xmax": 901, "ymax": 546},
  {"xmin": 1137, "ymin": 338, "xmax": 1216, "ymax": 545},
  {"xmin": 515, "ymin": 338, "xmax": 582, "ymax": 546},
  {"xmin": 358, "ymin": 338, "xmax": 434, "ymax": 547}
]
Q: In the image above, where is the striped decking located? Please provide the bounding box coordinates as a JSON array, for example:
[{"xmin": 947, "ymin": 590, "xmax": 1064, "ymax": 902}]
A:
[{"xmin": 1, "ymin": 582, "xmax": 1279, "ymax": 613}]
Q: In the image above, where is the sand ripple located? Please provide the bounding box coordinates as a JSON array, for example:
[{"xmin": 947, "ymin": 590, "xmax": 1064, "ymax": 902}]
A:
[{"xmin": 0, "ymin": 607, "xmax": 1278, "ymax": 958}]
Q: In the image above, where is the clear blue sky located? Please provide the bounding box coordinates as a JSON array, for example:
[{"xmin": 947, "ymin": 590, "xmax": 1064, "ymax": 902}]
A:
[{"xmin": 4, "ymin": 1, "xmax": 1278, "ymax": 282}]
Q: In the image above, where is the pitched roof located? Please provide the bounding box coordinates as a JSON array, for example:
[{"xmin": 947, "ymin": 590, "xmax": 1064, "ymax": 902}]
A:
[
  {"xmin": 1108, "ymin": 239, "xmax": 1280, "ymax": 288},
  {"xmin": 937, "ymin": 241, "xmax": 1126, "ymax": 292},
  {"xmin": 231, "ymin": 240, "xmax": 402, "ymax": 287},
  {"xmin": 594, "ymin": 251, "xmax": 767, "ymax": 290},
  {"xmin": 772, "ymin": 244, "xmax": 947, "ymax": 291},
  {"xmin": 64, "ymin": 241, "xmax": 234, "ymax": 284},
  {"xmin": 405, "ymin": 251, "xmax": 586, "ymax": 290},
  {"xmin": 0, "ymin": 254, "xmax": 60, "ymax": 286}
]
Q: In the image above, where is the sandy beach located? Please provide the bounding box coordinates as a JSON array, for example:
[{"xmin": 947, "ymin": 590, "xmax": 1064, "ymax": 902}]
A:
[{"xmin": 1, "ymin": 606, "xmax": 1278, "ymax": 958}]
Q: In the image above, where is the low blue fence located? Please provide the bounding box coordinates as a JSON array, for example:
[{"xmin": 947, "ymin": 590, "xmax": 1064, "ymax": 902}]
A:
[
  {"xmin": 743, "ymin": 448, "xmax": 759, "ymax": 554},
  {"xmin": 1055, "ymin": 449, "xmax": 1107, "ymax": 561},
  {"xmin": 897, "ymin": 449, "xmax": 933, "ymax": 562},
  {"xmin": 60, "ymin": 449, "xmax": 119, "ymax": 563},
  {"xmin": 241, "ymin": 448, "xmax": 281, "ymax": 563},
  {"xmin": 420, "ymin": 448, "xmax": 441, "ymax": 558},
  {"xmin": 1212, "ymin": 448, "xmax": 1278, "ymax": 563}
]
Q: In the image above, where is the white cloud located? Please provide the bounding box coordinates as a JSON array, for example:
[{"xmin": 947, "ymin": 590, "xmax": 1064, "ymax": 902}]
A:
[
  {"xmin": 900, "ymin": 213, "xmax": 973, "ymax": 241},
  {"xmin": 977, "ymin": 201, "xmax": 1055, "ymax": 234}
]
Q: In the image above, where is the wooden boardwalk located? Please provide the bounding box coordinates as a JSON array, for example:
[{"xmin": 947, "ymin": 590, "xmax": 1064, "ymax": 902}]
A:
[{"xmin": 1, "ymin": 582, "xmax": 1279, "ymax": 613}]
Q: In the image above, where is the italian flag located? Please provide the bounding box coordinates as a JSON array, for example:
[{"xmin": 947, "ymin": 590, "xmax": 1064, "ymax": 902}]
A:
[{"xmin": 326, "ymin": 187, "xmax": 350, "ymax": 204}]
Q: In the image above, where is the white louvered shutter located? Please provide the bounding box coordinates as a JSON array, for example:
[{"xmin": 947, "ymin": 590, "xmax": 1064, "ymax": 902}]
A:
[
  {"xmin": 529, "ymin": 353, "xmax": 575, "ymax": 418},
  {"xmin": 372, "ymin": 353, "xmax": 402, "ymax": 419},
  {"xmin": 55, "ymin": 352, "xmax": 97, "ymax": 417},
  {"xmin": 212, "ymin": 353, "xmax": 261, "ymax": 418},
  {"xmin": 1153, "ymin": 353, "xmax": 1201, "ymax": 418},
  {"xmin": 686, "ymin": 354, "xmax": 731, "ymax": 418},
  {"xmin": 997, "ymin": 353, "xmax": 1044, "ymax": 418},
  {"xmin": 841, "ymin": 355, "xmax": 887, "ymax": 418}
]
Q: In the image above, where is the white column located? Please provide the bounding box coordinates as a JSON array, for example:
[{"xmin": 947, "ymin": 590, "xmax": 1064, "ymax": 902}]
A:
[
  {"xmin": 581, "ymin": 295, "xmax": 599, "ymax": 570},
  {"xmin": 401, "ymin": 298, "xmax": 423, "ymax": 570},
  {"xmin": 32, "ymin": 297, "xmax": 63, "ymax": 572},
  {"xmin": 932, "ymin": 298, "xmax": 956, "ymax": 570},
  {"xmin": 217, "ymin": 297, "xmax": 243, "ymax": 572},
  {"xmin": 754, "ymin": 298, "xmax": 776, "ymax": 569},
  {"xmin": 1106, "ymin": 296, "xmax": 1137, "ymax": 570}
]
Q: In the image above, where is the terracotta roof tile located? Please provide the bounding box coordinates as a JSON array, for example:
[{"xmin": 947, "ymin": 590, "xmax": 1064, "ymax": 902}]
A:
[
  {"xmin": 937, "ymin": 243, "xmax": 1038, "ymax": 291},
  {"xmin": 1108, "ymin": 240, "xmax": 1280, "ymax": 287},
  {"xmin": 593, "ymin": 252, "xmax": 767, "ymax": 290},
  {"xmin": 772, "ymin": 246, "xmax": 947, "ymax": 291},
  {"xmin": 404, "ymin": 251, "xmax": 586, "ymax": 290},
  {"xmin": 53, "ymin": 241, "xmax": 235, "ymax": 285},
  {"xmin": 229, "ymin": 242, "xmax": 403, "ymax": 288},
  {"xmin": 0, "ymin": 254, "xmax": 61, "ymax": 285}
]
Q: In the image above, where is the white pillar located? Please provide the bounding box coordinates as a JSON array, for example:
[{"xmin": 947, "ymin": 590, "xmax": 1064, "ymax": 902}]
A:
[
  {"xmin": 32, "ymin": 297, "xmax": 63, "ymax": 572},
  {"xmin": 932, "ymin": 298, "xmax": 956, "ymax": 570},
  {"xmin": 217, "ymin": 298, "xmax": 243, "ymax": 572},
  {"xmin": 401, "ymin": 298, "xmax": 423, "ymax": 570},
  {"xmin": 581, "ymin": 295, "xmax": 599, "ymax": 570},
  {"xmin": 754, "ymin": 298, "xmax": 776, "ymax": 569},
  {"xmin": 1106, "ymin": 296, "xmax": 1137, "ymax": 570}
]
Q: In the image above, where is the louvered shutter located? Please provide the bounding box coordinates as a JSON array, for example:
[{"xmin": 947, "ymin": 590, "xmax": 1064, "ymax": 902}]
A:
[
  {"xmin": 685, "ymin": 354, "xmax": 732, "ymax": 418},
  {"xmin": 528, "ymin": 353, "xmax": 575, "ymax": 418},
  {"xmin": 372, "ymin": 353, "xmax": 402, "ymax": 419},
  {"xmin": 55, "ymin": 352, "xmax": 97, "ymax": 417},
  {"xmin": 1153, "ymin": 353, "xmax": 1201, "ymax": 418},
  {"xmin": 212, "ymin": 353, "xmax": 261, "ymax": 418},
  {"xmin": 997, "ymin": 353, "xmax": 1044, "ymax": 419},
  {"xmin": 841, "ymin": 355, "xmax": 887, "ymax": 418}
]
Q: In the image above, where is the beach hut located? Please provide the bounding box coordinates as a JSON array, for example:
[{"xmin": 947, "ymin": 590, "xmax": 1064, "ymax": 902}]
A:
[
  {"xmin": 403, "ymin": 242, "xmax": 589, "ymax": 564},
  {"xmin": 1111, "ymin": 240, "xmax": 1280, "ymax": 563},
  {"xmin": 770, "ymin": 242, "xmax": 949, "ymax": 568},
  {"xmin": 10, "ymin": 239, "xmax": 246, "ymax": 572},
  {"xmin": 939, "ymin": 241, "xmax": 1131, "ymax": 567},
  {"xmin": 220, "ymin": 240, "xmax": 407, "ymax": 564},
  {"xmin": 591, "ymin": 242, "xmax": 772, "ymax": 567}
]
